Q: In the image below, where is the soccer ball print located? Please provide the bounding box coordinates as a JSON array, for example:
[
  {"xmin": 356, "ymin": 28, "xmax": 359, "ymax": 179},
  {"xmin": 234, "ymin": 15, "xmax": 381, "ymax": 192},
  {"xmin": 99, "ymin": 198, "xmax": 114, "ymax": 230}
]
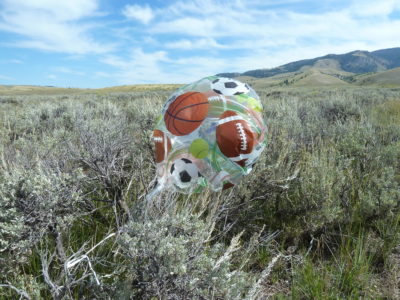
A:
[{"xmin": 150, "ymin": 76, "xmax": 267, "ymax": 196}]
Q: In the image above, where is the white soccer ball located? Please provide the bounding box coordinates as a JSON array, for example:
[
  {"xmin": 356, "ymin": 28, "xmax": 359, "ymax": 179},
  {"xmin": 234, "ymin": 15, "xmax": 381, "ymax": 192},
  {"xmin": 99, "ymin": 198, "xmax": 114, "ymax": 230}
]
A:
[
  {"xmin": 170, "ymin": 158, "xmax": 201, "ymax": 188},
  {"xmin": 211, "ymin": 77, "xmax": 250, "ymax": 96}
]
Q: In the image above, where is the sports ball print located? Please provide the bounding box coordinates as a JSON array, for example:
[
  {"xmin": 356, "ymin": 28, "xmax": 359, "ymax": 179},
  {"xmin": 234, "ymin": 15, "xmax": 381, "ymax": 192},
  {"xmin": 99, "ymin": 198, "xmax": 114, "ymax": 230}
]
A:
[
  {"xmin": 170, "ymin": 158, "xmax": 202, "ymax": 189},
  {"xmin": 211, "ymin": 77, "xmax": 250, "ymax": 96},
  {"xmin": 216, "ymin": 110, "xmax": 255, "ymax": 167},
  {"xmin": 164, "ymin": 92, "xmax": 209, "ymax": 136},
  {"xmin": 152, "ymin": 129, "xmax": 172, "ymax": 163},
  {"xmin": 148, "ymin": 76, "xmax": 267, "ymax": 198}
]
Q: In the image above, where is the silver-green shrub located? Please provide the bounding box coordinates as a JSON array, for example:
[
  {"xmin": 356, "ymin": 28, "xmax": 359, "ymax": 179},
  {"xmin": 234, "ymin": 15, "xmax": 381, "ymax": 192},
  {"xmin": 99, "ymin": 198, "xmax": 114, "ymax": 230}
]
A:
[
  {"xmin": 0, "ymin": 86, "xmax": 399, "ymax": 299},
  {"xmin": 0, "ymin": 167, "xmax": 84, "ymax": 257},
  {"xmin": 118, "ymin": 211, "xmax": 255, "ymax": 300}
]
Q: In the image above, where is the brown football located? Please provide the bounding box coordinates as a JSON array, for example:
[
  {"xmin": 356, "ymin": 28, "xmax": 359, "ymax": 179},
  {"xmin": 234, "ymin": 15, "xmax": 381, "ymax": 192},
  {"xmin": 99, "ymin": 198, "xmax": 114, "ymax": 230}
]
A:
[
  {"xmin": 223, "ymin": 182, "xmax": 235, "ymax": 190},
  {"xmin": 152, "ymin": 130, "xmax": 172, "ymax": 163},
  {"xmin": 216, "ymin": 110, "xmax": 255, "ymax": 163}
]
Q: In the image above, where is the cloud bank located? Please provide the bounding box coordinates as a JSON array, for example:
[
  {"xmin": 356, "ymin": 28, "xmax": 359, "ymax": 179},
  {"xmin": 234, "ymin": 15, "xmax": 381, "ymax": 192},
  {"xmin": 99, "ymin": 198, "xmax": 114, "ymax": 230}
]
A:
[{"xmin": 0, "ymin": 0, "xmax": 399, "ymax": 86}]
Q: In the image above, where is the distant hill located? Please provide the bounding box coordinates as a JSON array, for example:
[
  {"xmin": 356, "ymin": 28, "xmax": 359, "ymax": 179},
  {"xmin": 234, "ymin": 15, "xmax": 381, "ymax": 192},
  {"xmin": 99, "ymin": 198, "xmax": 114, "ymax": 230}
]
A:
[
  {"xmin": 355, "ymin": 67, "xmax": 400, "ymax": 86},
  {"xmin": 0, "ymin": 84, "xmax": 181, "ymax": 95},
  {"xmin": 0, "ymin": 85, "xmax": 87, "ymax": 95},
  {"xmin": 218, "ymin": 47, "xmax": 400, "ymax": 78}
]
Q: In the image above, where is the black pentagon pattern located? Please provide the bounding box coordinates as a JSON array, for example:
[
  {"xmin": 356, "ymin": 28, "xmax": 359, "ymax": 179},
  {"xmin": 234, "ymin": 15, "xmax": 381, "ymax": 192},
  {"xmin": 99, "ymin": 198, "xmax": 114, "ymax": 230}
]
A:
[
  {"xmin": 198, "ymin": 172, "xmax": 203, "ymax": 177},
  {"xmin": 181, "ymin": 158, "xmax": 192, "ymax": 164},
  {"xmin": 180, "ymin": 170, "xmax": 191, "ymax": 183},
  {"xmin": 170, "ymin": 164, "xmax": 175, "ymax": 174},
  {"xmin": 234, "ymin": 91, "xmax": 244, "ymax": 95},
  {"xmin": 224, "ymin": 81, "xmax": 238, "ymax": 88},
  {"xmin": 212, "ymin": 79, "xmax": 219, "ymax": 84},
  {"xmin": 213, "ymin": 89, "xmax": 222, "ymax": 95}
]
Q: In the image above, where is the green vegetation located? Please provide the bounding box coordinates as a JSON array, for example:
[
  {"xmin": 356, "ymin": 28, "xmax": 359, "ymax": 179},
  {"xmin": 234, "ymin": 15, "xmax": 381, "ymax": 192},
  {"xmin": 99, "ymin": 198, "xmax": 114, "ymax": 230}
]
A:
[{"xmin": 0, "ymin": 86, "xmax": 399, "ymax": 299}]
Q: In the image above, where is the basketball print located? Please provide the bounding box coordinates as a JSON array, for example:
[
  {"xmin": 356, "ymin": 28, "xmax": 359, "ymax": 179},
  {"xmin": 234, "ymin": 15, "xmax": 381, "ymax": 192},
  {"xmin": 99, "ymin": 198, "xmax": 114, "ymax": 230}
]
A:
[
  {"xmin": 164, "ymin": 92, "xmax": 209, "ymax": 136},
  {"xmin": 150, "ymin": 76, "xmax": 267, "ymax": 196},
  {"xmin": 152, "ymin": 129, "xmax": 172, "ymax": 163},
  {"xmin": 216, "ymin": 110, "xmax": 255, "ymax": 165}
]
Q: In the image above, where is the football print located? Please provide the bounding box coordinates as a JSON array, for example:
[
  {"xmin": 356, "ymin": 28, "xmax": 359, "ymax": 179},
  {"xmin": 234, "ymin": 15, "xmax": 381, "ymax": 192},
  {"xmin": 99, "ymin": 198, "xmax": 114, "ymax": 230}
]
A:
[
  {"xmin": 216, "ymin": 110, "xmax": 255, "ymax": 166},
  {"xmin": 202, "ymin": 90, "xmax": 229, "ymax": 117},
  {"xmin": 150, "ymin": 76, "xmax": 267, "ymax": 196},
  {"xmin": 152, "ymin": 130, "xmax": 172, "ymax": 163},
  {"xmin": 211, "ymin": 77, "xmax": 250, "ymax": 96}
]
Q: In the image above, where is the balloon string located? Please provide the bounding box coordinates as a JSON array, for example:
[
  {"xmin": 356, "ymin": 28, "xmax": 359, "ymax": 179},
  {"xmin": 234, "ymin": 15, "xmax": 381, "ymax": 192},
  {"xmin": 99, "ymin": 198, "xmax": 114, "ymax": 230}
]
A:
[{"xmin": 146, "ymin": 179, "xmax": 164, "ymax": 201}]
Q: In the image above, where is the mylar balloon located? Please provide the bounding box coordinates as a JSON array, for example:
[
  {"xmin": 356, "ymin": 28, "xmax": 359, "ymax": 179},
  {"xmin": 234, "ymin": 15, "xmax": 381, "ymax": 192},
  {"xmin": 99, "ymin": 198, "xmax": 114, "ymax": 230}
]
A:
[{"xmin": 148, "ymin": 76, "xmax": 267, "ymax": 197}]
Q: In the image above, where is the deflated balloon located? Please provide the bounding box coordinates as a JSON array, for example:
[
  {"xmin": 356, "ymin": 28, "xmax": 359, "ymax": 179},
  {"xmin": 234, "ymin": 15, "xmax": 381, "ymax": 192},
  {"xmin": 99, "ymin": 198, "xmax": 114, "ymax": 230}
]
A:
[{"xmin": 149, "ymin": 76, "xmax": 267, "ymax": 196}]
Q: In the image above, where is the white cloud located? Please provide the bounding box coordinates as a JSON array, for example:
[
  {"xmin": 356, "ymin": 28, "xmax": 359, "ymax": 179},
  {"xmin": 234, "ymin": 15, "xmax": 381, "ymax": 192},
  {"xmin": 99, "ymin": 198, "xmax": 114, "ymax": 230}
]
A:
[
  {"xmin": 150, "ymin": 0, "xmax": 400, "ymax": 54},
  {"xmin": 350, "ymin": 0, "xmax": 400, "ymax": 17},
  {"xmin": 102, "ymin": 46, "xmax": 329, "ymax": 85},
  {"xmin": 47, "ymin": 74, "xmax": 57, "ymax": 80},
  {"xmin": 11, "ymin": 59, "xmax": 23, "ymax": 64},
  {"xmin": 122, "ymin": 4, "xmax": 154, "ymax": 24},
  {"xmin": 2, "ymin": 0, "xmax": 399, "ymax": 86},
  {"xmin": 165, "ymin": 0, "xmax": 247, "ymax": 19},
  {"xmin": 0, "ymin": 74, "xmax": 13, "ymax": 80},
  {"xmin": 101, "ymin": 49, "xmax": 170, "ymax": 83},
  {"xmin": 151, "ymin": 1, "xmax": 268, "ymax": 37},
  {"xmin": 152, "ymin": 17, "xmax": 216, "ymax": 37},
  {"xmin": 102, "ymin": 0, "xmax": 400, "ymax": 84},
  {"xmin": 165, "ymin": 38, "xmax": 226, "ymax": 49},
  {"xmin": 54, "ymin": 67, "xmax": 85, "ymax": 76},
  {"xmin": 102, "ymin": 48, "xmax": 239, "ymax": 84},
  {"xmin": 0, "ymin": 58, "xmax": 23, "ymax": 64},
  {"xmin": 0, "ymin": 0, "xmax": 113, "ymax": 54},
  {"xmin": 93, "ymin": 71, "xmax": 111, "ymax": 78},
  {"xmin": 1, "ymin": 0, "xmax": 98, "ymax": 20}
]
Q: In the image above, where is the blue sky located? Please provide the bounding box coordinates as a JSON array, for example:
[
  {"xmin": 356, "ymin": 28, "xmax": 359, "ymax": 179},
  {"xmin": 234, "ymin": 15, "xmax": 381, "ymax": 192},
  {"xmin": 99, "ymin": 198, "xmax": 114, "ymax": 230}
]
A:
[{"xmin": 0, "ymin": 0, "xmax": 399, "ymax": 88}]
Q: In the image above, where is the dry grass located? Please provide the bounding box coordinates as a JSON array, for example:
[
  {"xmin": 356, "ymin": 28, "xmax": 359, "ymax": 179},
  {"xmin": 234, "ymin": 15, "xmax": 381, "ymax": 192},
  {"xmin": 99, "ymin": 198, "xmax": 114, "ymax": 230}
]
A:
[
  {"xmin": 0, "ymin": 85, "xmax": 399, "ymax": 299},
  {"xmin": 0, "ymin": 84, "xmax": 181, "ymax": 95}
]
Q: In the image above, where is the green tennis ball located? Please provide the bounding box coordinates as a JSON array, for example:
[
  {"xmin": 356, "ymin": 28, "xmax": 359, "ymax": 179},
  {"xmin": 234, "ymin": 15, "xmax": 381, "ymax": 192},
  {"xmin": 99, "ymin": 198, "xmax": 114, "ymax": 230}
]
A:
[
  {"xmin": 235, "ymin": 94, "xmax": 263, "ymax": 112},
  {"xmin": 190, "ymin": 138, "xmax": 209, "ymax": 159}
]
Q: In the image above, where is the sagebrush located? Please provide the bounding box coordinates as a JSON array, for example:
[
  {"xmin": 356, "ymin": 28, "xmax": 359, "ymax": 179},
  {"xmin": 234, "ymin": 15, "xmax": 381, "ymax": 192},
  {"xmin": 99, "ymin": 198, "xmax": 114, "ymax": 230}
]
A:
[{"xmin": 0, "ymin": 86, "xmax": 399, "ymax": 299}]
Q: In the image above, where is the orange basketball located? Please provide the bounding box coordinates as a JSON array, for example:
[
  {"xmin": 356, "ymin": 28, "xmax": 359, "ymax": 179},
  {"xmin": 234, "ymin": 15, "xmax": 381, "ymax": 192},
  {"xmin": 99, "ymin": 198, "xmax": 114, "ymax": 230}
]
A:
[
  {"xmin": 164, "ymin": 92, "xmax": 209, "ymax": 136},
  {"xmin": 152, "ymin": 130, "xmax": 171, "ymax": 163}
]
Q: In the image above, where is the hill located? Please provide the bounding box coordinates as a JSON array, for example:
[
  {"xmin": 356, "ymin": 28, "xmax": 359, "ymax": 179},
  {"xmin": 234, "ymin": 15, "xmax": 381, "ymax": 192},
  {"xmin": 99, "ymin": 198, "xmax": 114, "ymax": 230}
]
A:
[
  {"xmin": 0, "ymin": 84, "xmax": 182, "ymax": 95},
  {"xmin": 218, "ymin": 47, "xmax": 400, "ymax": 79},
  {"xmin": 0, "ymin": 85, "xmax": 86, "ymax": 95},
  {"xmin": 355, "ymin": 67, "xmax": 400, "ymax": 87}
]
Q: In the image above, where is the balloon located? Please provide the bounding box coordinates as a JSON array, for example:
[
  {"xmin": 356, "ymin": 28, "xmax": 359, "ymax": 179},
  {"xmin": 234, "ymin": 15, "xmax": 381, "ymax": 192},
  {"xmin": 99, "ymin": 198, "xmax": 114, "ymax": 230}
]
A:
[{"xmin": 148, "ymin": 76, "xmax": 267, "ymax": 197}]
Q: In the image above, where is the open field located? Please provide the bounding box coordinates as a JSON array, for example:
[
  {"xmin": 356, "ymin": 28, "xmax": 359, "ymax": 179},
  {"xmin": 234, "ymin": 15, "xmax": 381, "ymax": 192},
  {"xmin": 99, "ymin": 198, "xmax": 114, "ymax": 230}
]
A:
[
  {"xmin": 0, "ymin": 85, "xmax": 399, "ymax": 299},
  {"xmin": 0, "ymin": 84, "xmax": 182, "ymax": 95}
]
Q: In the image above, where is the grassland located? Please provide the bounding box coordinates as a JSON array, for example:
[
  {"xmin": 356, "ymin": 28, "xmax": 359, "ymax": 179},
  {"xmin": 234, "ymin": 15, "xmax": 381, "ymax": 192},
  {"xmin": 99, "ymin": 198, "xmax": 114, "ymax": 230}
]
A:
[
  {"xmin": 0, "ymin": 84, "xmax": 182, "ymax": 95},
  {"xmin": 356, "ymin": 67, "xmax": 400, "ymax": 87},
  {"xmin": 0, "ymin": 84, "xmax": 399, "ymax": 299}
]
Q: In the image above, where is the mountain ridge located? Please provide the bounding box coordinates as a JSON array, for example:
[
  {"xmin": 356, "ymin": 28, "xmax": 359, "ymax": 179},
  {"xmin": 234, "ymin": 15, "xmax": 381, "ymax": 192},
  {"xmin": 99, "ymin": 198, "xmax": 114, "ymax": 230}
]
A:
[{"xmin": 217, "ymin": 47, "xmax": 400, "ymax": 79}]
